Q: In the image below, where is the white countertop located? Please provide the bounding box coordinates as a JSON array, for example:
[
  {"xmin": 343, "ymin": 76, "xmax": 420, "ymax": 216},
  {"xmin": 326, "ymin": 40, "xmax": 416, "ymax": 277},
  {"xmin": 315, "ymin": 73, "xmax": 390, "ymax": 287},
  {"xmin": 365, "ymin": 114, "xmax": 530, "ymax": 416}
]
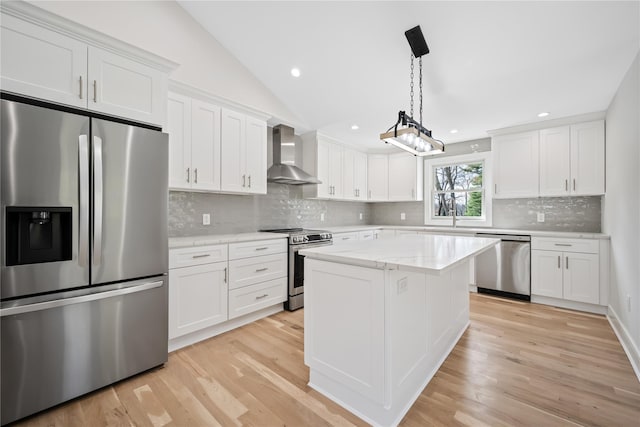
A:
[
  {"xmin": 169, "ymin": 232, "xmax": 288, "ymax": 249},
  {"xmin": 300, "ymin": 234, "xmax": 500, "ymax": 274},
  {"xmin": 326, "ymin": 224, "xmax": 609, "ymax": 239}
]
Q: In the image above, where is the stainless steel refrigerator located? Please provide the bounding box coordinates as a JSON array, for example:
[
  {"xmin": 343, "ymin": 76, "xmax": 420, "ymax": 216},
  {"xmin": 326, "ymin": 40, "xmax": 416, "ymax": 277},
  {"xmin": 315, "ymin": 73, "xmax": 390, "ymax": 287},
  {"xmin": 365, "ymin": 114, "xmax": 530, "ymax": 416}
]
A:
[{"xmin": 0, "ymin": 98, "xmax": 169, "ymax": 425}]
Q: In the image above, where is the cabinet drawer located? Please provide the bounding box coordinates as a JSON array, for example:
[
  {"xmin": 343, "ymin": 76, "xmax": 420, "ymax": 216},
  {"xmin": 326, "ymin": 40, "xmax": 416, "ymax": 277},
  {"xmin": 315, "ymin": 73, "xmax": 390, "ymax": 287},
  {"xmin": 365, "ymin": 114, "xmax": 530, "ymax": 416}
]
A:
[
  {"xmin": 228, "ymin": 239, "xmax": 287, "ymax": 260},
  {"xmin": 229, "ymin": 253, "xmax": 287, "ymax": 290},
  {"xmin": 532, "ymin": 237, "xmax": 599, "ymax": 254},
  {"xmin": 334, "ymin": 232, "xmax": 359, "ymax": 244},
  {"xmin": 359, "ymin": 230, "xmax": 375, "ymax": 240},
  {"xmin": 169, "ymin": 244, "xmax": 228, "ymax": 269},
  {"xmin": 228, "ymin": 277, "xmax": 287, "ymax": 319}
]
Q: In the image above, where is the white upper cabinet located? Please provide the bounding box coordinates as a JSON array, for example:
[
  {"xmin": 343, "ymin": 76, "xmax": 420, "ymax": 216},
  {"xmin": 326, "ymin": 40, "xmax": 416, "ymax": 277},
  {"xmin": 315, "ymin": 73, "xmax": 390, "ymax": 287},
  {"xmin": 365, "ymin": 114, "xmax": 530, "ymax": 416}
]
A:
[
  {"xmin": 388, "ymin": 153, "xmax": 423, "ymax": 201},
  {"xmin": 302, "ymin": 134, "xmax": 344, "ymax": 200},
  {"xmin": 570, "ymin": 120, "xmax": 605, "ymax": 196},
  {"xmin": 343, "ymin": 149, "xmax": 367, "ymax": 201},
  {"xmin": 87, "ymin": 46, "xmax": 167, "ymax": 125},
  {"xmin": 539, "ymin": 126, "xmax": 571, "ymax": 196},
  {"xmin": 492, "ymin": 131, "xmax": 539, "ymax": 198},
  {"xmin": 1, "ymin": 14, "xmax": 87, "ymax": 108},
  {"xmin": 167, "ymin": 93, "xmax": 221, "ymax": 191},
  {"xmin": 367, "ymin": 155, "xmax": 389, "ymax": 201},
  {"xmin": 220, "ymin": 109, "xmax": 267, "ymax": 194},
  {"xmin": 0, "ymin": 7, "xmax": 174, "ymax": 126},
  {"xmin": 539, "ymin": 121, "xmax": 605, "ymax": 196}
]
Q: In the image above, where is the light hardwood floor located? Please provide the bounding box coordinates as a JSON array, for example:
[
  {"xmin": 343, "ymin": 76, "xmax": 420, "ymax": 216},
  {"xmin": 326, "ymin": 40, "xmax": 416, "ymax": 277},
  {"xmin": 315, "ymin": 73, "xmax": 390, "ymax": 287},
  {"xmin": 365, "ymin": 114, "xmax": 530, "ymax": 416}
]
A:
[{"xmin": 13, "ymin": 294, "xmax": 640, "ymax": 426}]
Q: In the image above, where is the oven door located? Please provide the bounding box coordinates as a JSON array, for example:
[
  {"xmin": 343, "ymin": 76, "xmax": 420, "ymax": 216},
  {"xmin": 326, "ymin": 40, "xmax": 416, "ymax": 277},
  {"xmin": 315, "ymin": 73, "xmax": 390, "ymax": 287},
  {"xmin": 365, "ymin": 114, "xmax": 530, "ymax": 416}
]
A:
[{"xmin": 290, "ymin": 241, "xmax": 332, "ymax": 296}]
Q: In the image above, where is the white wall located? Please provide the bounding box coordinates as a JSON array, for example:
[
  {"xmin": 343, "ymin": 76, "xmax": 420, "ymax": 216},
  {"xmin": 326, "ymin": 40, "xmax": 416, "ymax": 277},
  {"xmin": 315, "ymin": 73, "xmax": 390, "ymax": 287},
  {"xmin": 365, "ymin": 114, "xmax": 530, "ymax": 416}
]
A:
[
  {"xmin": 603, "ymin": 51, "xmax": 640, "ymax": 365},
  {"xmin": 29, "ymin": 0, "xmax": 304, "ymax": 127}
]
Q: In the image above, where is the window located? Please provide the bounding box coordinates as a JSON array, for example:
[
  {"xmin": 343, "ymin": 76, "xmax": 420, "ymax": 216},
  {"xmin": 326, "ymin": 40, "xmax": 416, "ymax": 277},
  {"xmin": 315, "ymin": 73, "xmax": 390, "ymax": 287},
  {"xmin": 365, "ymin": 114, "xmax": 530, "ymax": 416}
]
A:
[{"xmin": 424, "ymin": 152, "xmax": 492, "ymax": 227}]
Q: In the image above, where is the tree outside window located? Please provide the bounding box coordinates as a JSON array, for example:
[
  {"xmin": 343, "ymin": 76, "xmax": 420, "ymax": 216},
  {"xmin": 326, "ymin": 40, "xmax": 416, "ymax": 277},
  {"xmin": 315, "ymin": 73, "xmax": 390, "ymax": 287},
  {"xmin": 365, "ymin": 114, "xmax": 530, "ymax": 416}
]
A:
[{"xmin": 432, "ymin": 162, "xmax": 484, "ymax": 219}]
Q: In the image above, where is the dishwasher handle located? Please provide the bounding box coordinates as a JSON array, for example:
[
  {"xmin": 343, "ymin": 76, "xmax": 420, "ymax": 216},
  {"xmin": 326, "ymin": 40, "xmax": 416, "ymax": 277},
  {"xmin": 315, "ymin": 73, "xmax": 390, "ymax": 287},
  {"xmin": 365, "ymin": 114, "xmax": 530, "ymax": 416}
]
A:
[{"xmin": 475, "ymin": 233, "xmax": 531, "ymax": 242}]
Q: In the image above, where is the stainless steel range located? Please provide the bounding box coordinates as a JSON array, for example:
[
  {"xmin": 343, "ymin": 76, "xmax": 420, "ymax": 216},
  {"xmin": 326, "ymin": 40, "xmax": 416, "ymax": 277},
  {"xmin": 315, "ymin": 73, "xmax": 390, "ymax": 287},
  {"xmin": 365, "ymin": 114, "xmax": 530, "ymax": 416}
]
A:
[{"xmin": 261, "ymin": 228, "xmax": 332, "ymax": 311}]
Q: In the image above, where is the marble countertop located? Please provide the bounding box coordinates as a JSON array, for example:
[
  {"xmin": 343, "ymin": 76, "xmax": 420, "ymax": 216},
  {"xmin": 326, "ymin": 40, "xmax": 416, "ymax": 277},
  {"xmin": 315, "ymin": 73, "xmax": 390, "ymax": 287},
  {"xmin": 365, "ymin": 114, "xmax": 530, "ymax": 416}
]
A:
[
  {"xmin": 324, "ymin": 225, "xmax": 609, "ymax": 239},
  {"xmin": 300, "ymin": 234, "xmax": 500, "ymax": 274},
  {"xmin": 169, "ymin": 232, "xmax": 289, "ymax": 249}
]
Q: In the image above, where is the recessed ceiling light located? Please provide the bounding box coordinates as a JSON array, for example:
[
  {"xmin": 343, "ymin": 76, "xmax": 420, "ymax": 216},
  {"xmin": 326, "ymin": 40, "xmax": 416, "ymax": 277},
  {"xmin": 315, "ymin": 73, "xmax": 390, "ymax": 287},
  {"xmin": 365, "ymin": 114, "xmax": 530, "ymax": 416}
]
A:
[
  {"xmin": 450, "ymin": 129, "xmax": 458, "ymax": 134},
  {"xmin": 290, "ymin": 67, "xmax": 301, "ymax": 77},
  {"xmin": 351, "ymin": 125, "xmax": 359, "ymax": 130},
  {"xmin": 538, "ymin": 112, "xmax": 550, "ymax": 118}
]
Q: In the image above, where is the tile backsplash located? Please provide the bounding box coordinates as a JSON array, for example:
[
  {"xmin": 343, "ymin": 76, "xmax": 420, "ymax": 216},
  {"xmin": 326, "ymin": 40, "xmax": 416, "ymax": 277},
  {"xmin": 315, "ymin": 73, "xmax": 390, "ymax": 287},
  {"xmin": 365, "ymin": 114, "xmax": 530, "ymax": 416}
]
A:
[
  {"xmin": 369, "ymin": 196, "xmax": 602, "ymax": 232},
  {"xmin": 169, "ymin": 183, "xmax": 371, "ymax": 236}
]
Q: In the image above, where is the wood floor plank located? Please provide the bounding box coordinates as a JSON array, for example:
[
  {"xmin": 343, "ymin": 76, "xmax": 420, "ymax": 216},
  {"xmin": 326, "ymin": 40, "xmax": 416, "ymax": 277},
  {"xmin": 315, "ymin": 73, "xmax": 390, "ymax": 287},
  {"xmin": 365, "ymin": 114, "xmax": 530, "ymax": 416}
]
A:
[{"xmin": 10, "ymin": 293, "xmax": 640, "ymax": 426}]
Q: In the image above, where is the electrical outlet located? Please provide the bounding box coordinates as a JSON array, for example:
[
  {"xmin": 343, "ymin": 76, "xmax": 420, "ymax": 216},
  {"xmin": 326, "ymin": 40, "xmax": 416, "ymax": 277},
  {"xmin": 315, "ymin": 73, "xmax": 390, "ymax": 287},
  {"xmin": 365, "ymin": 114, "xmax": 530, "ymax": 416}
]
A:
[
  {"xmin": 359, "ymin": 212, "xmax": 363, "ymax": 220},
  {"xmin": 628, "ymin": 294, "xmax": 632, "ymax": 312},
  {"xmin": 320, "ymin": 213, "xmax": 325, "ymax": 222},
  {"xmin": 537, "ymin": 212, "xmax": 545, "ymax": 222},
  {"xmin": 397, "ymin": 277, "xmax": 408, "ymax": 295},
  {"xmin": 202, "ymin": 213, "xmax": 210, "ymax": 225},
  {"xmin": 400, "ymin": 212, "xmax": 406, "ymax": 221}
]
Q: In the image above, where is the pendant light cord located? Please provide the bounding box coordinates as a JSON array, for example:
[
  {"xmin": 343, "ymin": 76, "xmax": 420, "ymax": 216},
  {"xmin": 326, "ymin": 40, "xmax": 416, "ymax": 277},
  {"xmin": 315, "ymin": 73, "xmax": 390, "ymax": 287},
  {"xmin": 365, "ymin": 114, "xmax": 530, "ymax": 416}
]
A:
[
  {"xmin": 409, "ymin": 54, "xmax": 414, "ymax": 118},
  {"xmin": 419, "ymin": 56, "xmax": 423, "ymax": 127}
]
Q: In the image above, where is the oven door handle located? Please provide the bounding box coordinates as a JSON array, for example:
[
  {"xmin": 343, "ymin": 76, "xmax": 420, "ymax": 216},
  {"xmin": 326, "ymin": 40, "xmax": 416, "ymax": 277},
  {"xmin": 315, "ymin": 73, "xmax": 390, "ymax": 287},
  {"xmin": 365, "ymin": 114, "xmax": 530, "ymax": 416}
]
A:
[{"xmin": 291, "ymin": 242, "xmax": 333, "ymax": 251}]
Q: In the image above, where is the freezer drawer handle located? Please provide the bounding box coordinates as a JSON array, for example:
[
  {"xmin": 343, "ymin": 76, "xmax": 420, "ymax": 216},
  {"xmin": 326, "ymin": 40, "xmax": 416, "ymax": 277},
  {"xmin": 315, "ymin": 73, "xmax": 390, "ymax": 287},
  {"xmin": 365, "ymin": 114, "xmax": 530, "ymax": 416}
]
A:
[
  {"xmin": 78, "ymin": 135, "xmax": 90, "ymax": 266},
  {"xmin": 93, "ymin": 136, "xmax": 104, "ymax": 266},
  {"xmin": 0, "ymin": 280, "xmax": 164, "ymax": 317}
]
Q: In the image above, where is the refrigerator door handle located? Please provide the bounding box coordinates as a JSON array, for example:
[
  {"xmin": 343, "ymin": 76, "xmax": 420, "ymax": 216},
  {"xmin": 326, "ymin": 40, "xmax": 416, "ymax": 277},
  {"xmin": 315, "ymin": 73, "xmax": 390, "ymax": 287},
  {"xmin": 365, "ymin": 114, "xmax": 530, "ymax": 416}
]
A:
[
  {"xmin": 0, "ymin": 280, "xmax": 164, "ymax": 317},
  {"xmin": 93, "ymin": 135, "xmax": 104, "ymax": 266},
  {"xmin": 78, "ymin": 135, "xmax": 90, "ymax": 267}
]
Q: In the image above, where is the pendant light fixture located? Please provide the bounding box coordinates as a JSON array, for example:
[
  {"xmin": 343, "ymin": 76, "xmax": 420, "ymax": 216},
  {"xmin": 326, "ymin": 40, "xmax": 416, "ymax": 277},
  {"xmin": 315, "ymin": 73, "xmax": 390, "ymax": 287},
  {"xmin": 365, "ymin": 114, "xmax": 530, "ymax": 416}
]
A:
[{"xmin": 380, "ymin": 26, "xmax": 444, "ymax": 156}]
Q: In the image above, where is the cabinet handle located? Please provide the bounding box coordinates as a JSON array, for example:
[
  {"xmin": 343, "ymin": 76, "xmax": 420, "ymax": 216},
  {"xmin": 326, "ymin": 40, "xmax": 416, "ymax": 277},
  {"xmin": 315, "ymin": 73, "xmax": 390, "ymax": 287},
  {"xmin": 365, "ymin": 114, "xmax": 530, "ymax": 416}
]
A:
[
  {"xmin": 255, "ymin": 294, "xmax": 269, "ymax": 300},
  {"xmin": 412, "ymin": 188, "xmax": 415, "ymax": 199},
  {"xmin": 224, "ymin": 267, "xmax": 227, "ymax": 283},
  {"xmin": 565, "ymin": 179, "xmax": 568, "ymax": 191},
  {"xmin": 79, "ymin": 76, "xmax": 83, "ymax": 99},
  {"xmin": 566, "ymin": 256, "xmax": 569, "ymax": 269},
  {"xmin": 557, "ymin": 255, "xmax": 561, "ymax": 269},
  {"xmin": 194, "ymin": 168, "xmax": 198, "ymax": 184},
  {"xmin": 93, "ymin": 80, "xmax": 97, "ymax": 103},
  {"xmin": 554, "ymin": 243, "xmax": 572, "ymax": 247},
  {"xmin": 494, "ymin": 183, "xmax": 497, "ymax": 194},
  {"xmin": 242, "ymin": 175, "xmax": 246, "ymax": 187},
  {"xmin": 342, "ymin": 237, "xmax": 349, "ymax": 240},
  {"xmin": 192, "ymin": 254, "xmax": 211, "ymax": 259},
  {"xmin": 255, "ymin": 267, "xmax": 268, "ymax": 272},
  {"xmin": 255, "ymin": 247, "xmax": 268, "ymax": 251},
  {"xmin": 186, "ymin": 167, "xmax": 190, "ymax": 183},
  {"xmin": 248, "ymin": 175, "xmax": 251, "ymax": 188},
  {"xmin": 368, "ymin": 190, "xmax": 372, "ymax": 199},
  {"xmin": 573, "ymin": 179, "xmax": 576, "ymax": 191}
]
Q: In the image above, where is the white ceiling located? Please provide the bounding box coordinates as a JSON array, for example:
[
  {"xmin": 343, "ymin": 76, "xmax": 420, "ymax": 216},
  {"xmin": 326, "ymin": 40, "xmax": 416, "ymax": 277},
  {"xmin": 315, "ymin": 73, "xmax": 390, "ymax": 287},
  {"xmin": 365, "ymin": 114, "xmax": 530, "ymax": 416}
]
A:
[{"xmin": 178, "ymin": 1, "xmax": 639, "ymax": 151}]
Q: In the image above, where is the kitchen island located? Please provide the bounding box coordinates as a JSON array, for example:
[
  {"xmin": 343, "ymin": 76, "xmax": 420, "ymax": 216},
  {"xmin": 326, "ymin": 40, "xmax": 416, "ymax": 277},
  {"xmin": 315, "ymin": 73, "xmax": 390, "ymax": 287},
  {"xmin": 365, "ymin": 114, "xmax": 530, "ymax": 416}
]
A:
[{"xmin": 300, "ymin": 234, "xmax": 499, "ymax": 427}]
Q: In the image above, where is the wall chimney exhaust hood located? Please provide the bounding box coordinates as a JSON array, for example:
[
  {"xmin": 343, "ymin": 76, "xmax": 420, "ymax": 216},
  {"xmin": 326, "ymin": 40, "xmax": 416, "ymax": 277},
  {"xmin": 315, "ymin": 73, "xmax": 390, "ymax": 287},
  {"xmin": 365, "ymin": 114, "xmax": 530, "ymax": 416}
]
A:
[{"xmin": 267, "ymin": 125, "xmax": 321, "ymax": 185}]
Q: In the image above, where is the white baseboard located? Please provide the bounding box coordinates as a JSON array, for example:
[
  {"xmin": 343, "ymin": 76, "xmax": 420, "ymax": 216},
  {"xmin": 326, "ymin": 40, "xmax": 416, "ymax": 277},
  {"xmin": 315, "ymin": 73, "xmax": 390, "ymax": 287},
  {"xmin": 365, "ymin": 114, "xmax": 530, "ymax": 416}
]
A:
[
  {"xmin": 169, "ymin": 304, "xmax": 283, "ymax": 353},
  {"xmin": 531, "ymin": 295, "xmax": 607, "ymax": 315},
  {"xmin": 607, "ymin": 305, "xmax": 640, "ymax": 382},
  {"xmin": 468, "ymin": 284, "xmax": 478, "ymax": 293}
]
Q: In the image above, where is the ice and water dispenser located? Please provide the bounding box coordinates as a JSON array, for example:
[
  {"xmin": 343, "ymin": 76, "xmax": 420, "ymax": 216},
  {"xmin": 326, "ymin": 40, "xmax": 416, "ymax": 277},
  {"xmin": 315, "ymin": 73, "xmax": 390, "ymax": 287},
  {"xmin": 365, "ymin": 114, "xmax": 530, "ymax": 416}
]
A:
[{"xmin": 5, "ymin": 207, "xmax": 72, "ymax": 266}]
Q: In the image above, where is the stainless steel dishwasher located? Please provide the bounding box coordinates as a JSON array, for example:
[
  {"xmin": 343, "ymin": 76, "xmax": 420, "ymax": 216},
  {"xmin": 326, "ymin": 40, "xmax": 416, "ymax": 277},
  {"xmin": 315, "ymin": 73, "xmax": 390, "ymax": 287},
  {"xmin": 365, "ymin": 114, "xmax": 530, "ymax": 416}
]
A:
[{"xmin": 474, "ymin": 233, "xmax": 531, "ymax": 300}]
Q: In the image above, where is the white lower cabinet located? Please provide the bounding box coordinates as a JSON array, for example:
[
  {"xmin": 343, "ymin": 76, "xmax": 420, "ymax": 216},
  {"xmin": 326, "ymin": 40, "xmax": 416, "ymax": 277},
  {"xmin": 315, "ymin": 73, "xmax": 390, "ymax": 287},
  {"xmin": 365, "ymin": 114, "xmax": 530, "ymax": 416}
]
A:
[
  {"xmin": 169, "ymin": 259, "xmax": 228, "ymax": 339},
  {"xmin": 333, "ymin": 232, "xmax": 360, "ymax": 244},
  {"xmin": 168, "ymin": 238, "xmax": 287, "ymax": 348},
  {"xmin": 531, "ymin": 237, "xmax": 600, "ymax": 305}
]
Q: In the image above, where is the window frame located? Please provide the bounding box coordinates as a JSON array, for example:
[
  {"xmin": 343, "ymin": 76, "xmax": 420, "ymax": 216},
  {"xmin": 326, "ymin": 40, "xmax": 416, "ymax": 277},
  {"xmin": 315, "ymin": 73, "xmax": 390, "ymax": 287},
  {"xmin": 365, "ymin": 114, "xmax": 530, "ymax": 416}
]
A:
[{"xmin": 424, "ymin": 152, "xmax": 493, "ymax": 227}]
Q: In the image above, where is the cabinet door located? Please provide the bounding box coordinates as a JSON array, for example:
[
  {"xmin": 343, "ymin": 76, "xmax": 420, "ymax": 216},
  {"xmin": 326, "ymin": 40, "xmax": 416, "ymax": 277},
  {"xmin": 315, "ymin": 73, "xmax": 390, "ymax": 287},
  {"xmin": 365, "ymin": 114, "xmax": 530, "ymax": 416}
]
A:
[
  {"xmin": 539, "ymin": 126, "xmax": 570, "ymax": 196},
  {"xmin": 191, "ymin": 99, "xmax": 221, "ymax": 191},
  {"xmin": 167, "ymin": 93, "xmax": 192, "ymax": 189},
  {"xmin": 1, "ymin": 15, "xmax": 87, "ymax": 108},
  {"xmin": 563, "ymin": 252, "xmax": 599, "ymax": 304},
  {"xmin": 315, "ymin": 141, "xmax": 332, "ymax": 198},
  {"xmin": 531, "ymin": 250, "xmax": 563, "ymax": 298},
  {"xmin": 570, "ymin": 121, "xmax": 605, "ymax": 195},
  {"xmin": 168, "ymin": 262, "xmax": 228, "ymax": 339},
  {"xmin": 328, "ymin": 143, "xmax": 344, "ymax": 198},
  {"xmin": 87, "ymin": 46, "xmax": 166, "ymax": 125},
  {"xmin": 354, "ymin": 151, "xmax": 368, "ymax": 200},
  {"xmin": 388, "ymin": 153, "xmax": 418, "ymax": 201},
  {"xmin": 493, "ymin": 131, "xmax": 539, "ymax": 198},
  {"xmin": 245, "ymin": 117, "xmax": 267, "ymax": 194},
  {"xmin": 368, "ymin": 155, "xmax": 389, "ymax": 201},
  {"xmin": 343, "ymin": 149, "xmax": 356, "ymax": 200},
  {"xmin": 220, "ymin": 108, "xmax": 246, "ymax": 192}
]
